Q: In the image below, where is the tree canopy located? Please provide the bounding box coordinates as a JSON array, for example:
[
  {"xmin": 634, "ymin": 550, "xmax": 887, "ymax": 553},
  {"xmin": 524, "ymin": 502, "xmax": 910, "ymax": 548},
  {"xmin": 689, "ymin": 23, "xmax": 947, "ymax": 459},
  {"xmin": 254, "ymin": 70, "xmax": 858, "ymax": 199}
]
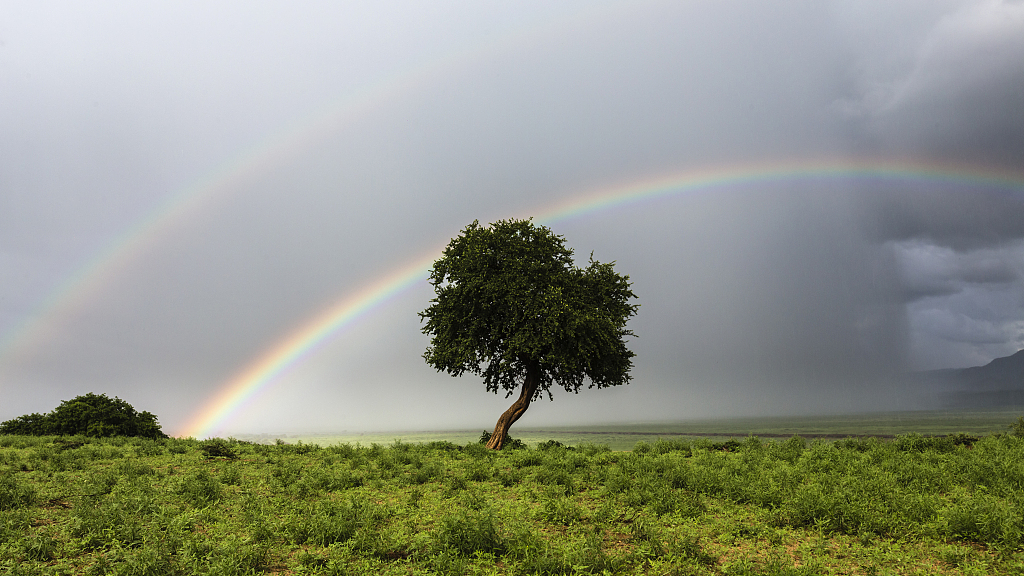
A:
[
  {"xmin": 420, "ymin": 218, "xmax": 638, "ymax": 448},
  {"xmin": 0, "ymin": 393, "xmax": 167, "ymax": 439}
]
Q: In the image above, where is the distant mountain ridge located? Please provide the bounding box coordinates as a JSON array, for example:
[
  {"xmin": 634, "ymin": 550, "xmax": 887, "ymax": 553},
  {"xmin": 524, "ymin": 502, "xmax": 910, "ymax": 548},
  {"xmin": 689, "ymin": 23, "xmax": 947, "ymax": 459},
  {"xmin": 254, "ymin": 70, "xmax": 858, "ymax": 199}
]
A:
[{"xmin": 907, "ymin": 349, "xmax": 1024, "ymax": 408}]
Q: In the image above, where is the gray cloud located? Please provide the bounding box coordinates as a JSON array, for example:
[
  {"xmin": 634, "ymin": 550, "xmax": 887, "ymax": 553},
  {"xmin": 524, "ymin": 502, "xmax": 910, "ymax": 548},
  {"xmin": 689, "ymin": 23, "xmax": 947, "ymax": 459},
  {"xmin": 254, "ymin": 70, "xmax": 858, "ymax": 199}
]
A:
[
  {"xmin": 894, "ymin": 239, "xmax": 1024, "ymax": 368},
  {"xmin": 861, "ymin": 189, "xmax": 1024, "ymax": 250},
  {"xmin": 1, "ymin": 1, "xmax": 1021, "ymax": 434},
  {"xmin": 835, "ymin": 1, "xmax": 1024, "ymax": 164},
  {"xmin": 895, "ymin": 240, "xmax": 1021, "ymax": 300}
]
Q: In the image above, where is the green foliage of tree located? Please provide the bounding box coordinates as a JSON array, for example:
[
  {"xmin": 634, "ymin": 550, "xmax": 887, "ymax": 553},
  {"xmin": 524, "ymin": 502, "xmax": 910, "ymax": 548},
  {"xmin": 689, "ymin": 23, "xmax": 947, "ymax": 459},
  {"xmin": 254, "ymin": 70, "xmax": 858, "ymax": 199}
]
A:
[
  {"xmin": 0, "ymin": 393, "xmax": 167, "ymax": 439},
  {"xmin": 420, "ymin": 219, "xmax": 638, "ymax": 449}
]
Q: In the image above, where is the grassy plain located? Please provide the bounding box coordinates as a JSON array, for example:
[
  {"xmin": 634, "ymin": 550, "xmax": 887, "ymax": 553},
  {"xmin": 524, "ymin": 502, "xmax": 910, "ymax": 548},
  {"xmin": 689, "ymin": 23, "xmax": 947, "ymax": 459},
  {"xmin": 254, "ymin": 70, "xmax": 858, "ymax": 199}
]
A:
[
  {"xmin": 277, "ymin": 409, "xmax": 1023, "ymax": 451},
  {"xmin": 2, "ymin": 414, "xmax": 1024, "ymax": 575}
]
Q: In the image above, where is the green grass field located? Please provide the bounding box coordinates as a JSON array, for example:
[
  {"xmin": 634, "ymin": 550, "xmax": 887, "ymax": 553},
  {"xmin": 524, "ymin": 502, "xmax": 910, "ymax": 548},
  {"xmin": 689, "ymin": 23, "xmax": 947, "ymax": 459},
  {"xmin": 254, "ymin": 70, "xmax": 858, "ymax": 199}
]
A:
[
  {"xmin": 276, "ymin": 409, "xmax": 1024, "ymax": 451},
  {"xmin": 2, "ymin": 411, "xmax": 1023, "ymax": 575}
]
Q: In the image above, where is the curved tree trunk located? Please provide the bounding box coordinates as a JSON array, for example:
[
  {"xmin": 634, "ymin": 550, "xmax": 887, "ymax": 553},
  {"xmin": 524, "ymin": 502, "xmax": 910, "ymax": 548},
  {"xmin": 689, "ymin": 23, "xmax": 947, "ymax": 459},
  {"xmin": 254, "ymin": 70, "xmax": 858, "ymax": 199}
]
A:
[{"xmin": 485, "ymin": 361, "xmax": 540, "ymax": 450}]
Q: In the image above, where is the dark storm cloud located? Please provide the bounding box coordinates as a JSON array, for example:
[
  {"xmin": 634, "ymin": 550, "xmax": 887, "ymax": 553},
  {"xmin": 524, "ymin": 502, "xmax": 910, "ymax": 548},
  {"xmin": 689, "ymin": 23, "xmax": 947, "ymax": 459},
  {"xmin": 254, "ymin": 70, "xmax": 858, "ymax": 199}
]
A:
[
  {"xmin": 895, "ymin": 240, "xmax": 1021, "ymax": 301},
  {"xmin": 907, "ymin": 277, "xmax": 1024, "ymax": 369},
  {"xmin": 894, "ymin": 236, "xmax": 1024, "ymax": 369}
]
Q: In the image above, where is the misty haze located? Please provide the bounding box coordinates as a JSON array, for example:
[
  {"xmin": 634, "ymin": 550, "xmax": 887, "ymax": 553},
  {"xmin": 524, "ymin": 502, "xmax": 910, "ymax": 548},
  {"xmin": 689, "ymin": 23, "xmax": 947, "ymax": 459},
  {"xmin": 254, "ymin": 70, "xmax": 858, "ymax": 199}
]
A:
[{"xmin": 1, "ymin": 1, "xmax": 1023, "ymax": 438}]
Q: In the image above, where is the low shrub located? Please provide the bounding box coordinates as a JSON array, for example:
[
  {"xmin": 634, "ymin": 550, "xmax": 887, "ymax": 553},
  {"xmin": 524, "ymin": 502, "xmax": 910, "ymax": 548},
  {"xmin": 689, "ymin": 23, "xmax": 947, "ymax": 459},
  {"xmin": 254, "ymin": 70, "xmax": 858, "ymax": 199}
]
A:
[
  {"xmin": 405, "ymin": 460, "xmax": 444, "ymax": 485},
  {"xmin": 509, "ymin": 449, "xmax": 544, "ymax": 468},
  {"xmin": 434, "ymin": 508, "xmax": 507, "ymax": 556},
  {"xmin": 564, "ymin": 525, "xmax": 621, "ymax": 573},
  {"xmin": 533, "ymin": 465, "xmax": 574, "ymax": 492},
  {"xmin": 941, "ymin": 488, "xmax": 1023, "ymax": 548},
  {"xmin": 667, "ymin": 534, "xmax": 718, "ymax": 566},
  {"xmin": 286, "ymin": 499, "xmax": 361, "ymax": 546},
  {"xmin": 443, "ymin": 473, "xmax": 468, "ymax": 496},
  {"xmin": 894, "ymin": 432, "xmax": 979, "ymax": 453},
  {"xmin": 19, "ymin": 534, "xmax": 56, "ymax": 561},
  {"xmin": 425, "ymin": 440, "xmax": 461, "ymax": 452},
  {"xmin": 621, "ymin": 478, "xmax": 705, "ymax": 517},
  {"xmin": 115, "ymin": 458, "xmax": 156, "ymax": 480},
  {"xmin": 536, "ymin": 486, "xmax": 585, "ymax": 525},
  {"xmin": 651, "ymin": 438, "xmax": 691, "ymax": 455},
  {"xmin": 200, "ymin": 538, "xmax": 269, "ymax": 576},
  {"xmin": 200, "ymin": 439, "xmax": 238, "ymax": 459},
  {"xmin": 496, "ymin": 467, "xmax": 525, "ymax": 487},
  {"xmin": 0, "ymin": 472, "xmax": 35, "ymax": 511},
  {"xmin": 464, "ymin": 461, "xmax": 491, "ymax": 482},
  {"xmin": 131, "ymin": 438, "xmax": 166, "ymax": 457},
  {"xmin": 270, "ymin": 457, "xmax": 304, "ymax": 488},
  {"xmin": 536, "ymin": 439, "xmax": 566, "ymax": 451},
  {"xmin": 71, "ymin": 482, "xmax": 154, "ymax": 550},
  {"xmin": 82, "ymin": 469, "xmax": 120, "ymax": 497},
  {"xmin": 176, "ymin": 469, "xmax": 222, "ymax": 506},
  {"xmin": 0, "ymin": 393, "xmax": 167, "ymax": 439}
]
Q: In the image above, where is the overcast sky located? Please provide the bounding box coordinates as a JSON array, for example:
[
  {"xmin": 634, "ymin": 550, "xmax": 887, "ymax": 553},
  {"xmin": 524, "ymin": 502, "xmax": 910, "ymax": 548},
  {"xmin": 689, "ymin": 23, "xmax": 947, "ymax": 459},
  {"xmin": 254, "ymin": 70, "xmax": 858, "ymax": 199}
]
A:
[{"xmin": 1, "ymin": 1, "xmax": 1022, "ymax": 436}]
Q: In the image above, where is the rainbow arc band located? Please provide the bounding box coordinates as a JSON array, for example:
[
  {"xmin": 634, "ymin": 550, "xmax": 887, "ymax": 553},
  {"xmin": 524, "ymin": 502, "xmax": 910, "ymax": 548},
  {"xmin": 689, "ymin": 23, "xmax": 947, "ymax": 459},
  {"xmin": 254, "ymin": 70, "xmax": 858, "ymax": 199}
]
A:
[{"xmin": 177, "ymin": 159, "xmax": 1024, "ymax": 438}]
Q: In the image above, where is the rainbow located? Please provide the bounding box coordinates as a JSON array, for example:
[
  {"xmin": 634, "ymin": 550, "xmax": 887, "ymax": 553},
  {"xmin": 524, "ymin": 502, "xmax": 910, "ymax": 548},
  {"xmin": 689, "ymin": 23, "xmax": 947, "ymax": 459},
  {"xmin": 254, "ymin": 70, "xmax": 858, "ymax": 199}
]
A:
[
  {"xmin": 0, "ymin": 1, "xmax": 633, "ymax": 372},
  {"xmin": 0, "ymin": 74, "xmax": 425, "ymax": 367},
  {"xmin": 175, "ymin": 248, "xmax": 445, "ymax": 439},
  {"xmin": 177, "ymin": 158, "xmax": 1024, "ymax": 438}
]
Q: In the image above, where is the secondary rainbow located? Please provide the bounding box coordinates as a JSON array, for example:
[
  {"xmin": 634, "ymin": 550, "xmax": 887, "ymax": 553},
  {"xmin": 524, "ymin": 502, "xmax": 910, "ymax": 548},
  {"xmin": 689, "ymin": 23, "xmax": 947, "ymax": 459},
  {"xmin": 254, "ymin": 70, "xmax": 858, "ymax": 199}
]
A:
[
  {"xmin": 0, "ymin": 2, "xmax": 626, "ymax": 371},
  {"xmin": 177, "ymin": 158, "xmax": 1024, "ymax": 438},
  {"xmin": 0, "ymin": 74, "xmax": 423, "ymax": 367}
]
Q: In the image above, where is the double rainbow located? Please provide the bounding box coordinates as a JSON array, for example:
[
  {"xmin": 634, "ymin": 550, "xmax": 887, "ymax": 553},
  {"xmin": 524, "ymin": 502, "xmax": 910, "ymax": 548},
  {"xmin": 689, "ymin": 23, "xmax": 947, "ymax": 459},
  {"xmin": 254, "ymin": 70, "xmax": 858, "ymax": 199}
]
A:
[{"xmin": 177, "ymin": 158, "xmax": 1024, "ymax": 438}]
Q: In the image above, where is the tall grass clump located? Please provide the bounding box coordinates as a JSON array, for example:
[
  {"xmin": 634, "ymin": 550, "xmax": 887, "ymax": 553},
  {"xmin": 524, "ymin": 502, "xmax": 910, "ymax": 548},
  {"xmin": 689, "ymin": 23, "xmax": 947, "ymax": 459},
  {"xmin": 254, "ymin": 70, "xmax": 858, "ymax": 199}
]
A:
[
  {"xmin": 176, "ymin": 469, "xmax": 222, "ymax": 507},
  {"xmin": 71, "ymin": 480, "xmax": 155, "ymax": 550},
  {"xmin": 434, "ymin": 507, "xmax": 508, "ymax": 557},
  {"xmin": 0, "ymin": 472, "xmax": 35, "ymax": 511},
  {"xmin": 536, "ymin": 485, "xmax": 586, "ymax": 525},
  {"xmin": 195, "ymin": 538, "xmax": 269, "ymax": 576},
  {"xmin": 941, "ymin": 487, "xmax": 1023, "ymax": 548},
  {"xmin": 285, "ymin": 497, "xmax": 390, "ymax": 548}
]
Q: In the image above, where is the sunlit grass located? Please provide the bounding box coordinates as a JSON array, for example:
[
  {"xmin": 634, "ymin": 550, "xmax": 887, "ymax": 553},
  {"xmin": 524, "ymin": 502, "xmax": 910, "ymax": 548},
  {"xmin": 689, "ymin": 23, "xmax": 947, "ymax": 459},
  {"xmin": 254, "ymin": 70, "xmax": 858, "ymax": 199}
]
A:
[{"xmin": 1, "ymin": 425, "xmax": 1023, "ymax": 574}]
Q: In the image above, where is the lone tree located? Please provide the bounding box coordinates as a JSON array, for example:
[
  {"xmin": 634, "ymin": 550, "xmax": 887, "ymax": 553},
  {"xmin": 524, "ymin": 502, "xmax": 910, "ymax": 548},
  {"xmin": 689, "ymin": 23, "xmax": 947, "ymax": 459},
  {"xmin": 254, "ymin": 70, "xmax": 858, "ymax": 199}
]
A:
[{"xmin": 420, "ymin": 218, "xmax": 638, "ymax": 449}]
